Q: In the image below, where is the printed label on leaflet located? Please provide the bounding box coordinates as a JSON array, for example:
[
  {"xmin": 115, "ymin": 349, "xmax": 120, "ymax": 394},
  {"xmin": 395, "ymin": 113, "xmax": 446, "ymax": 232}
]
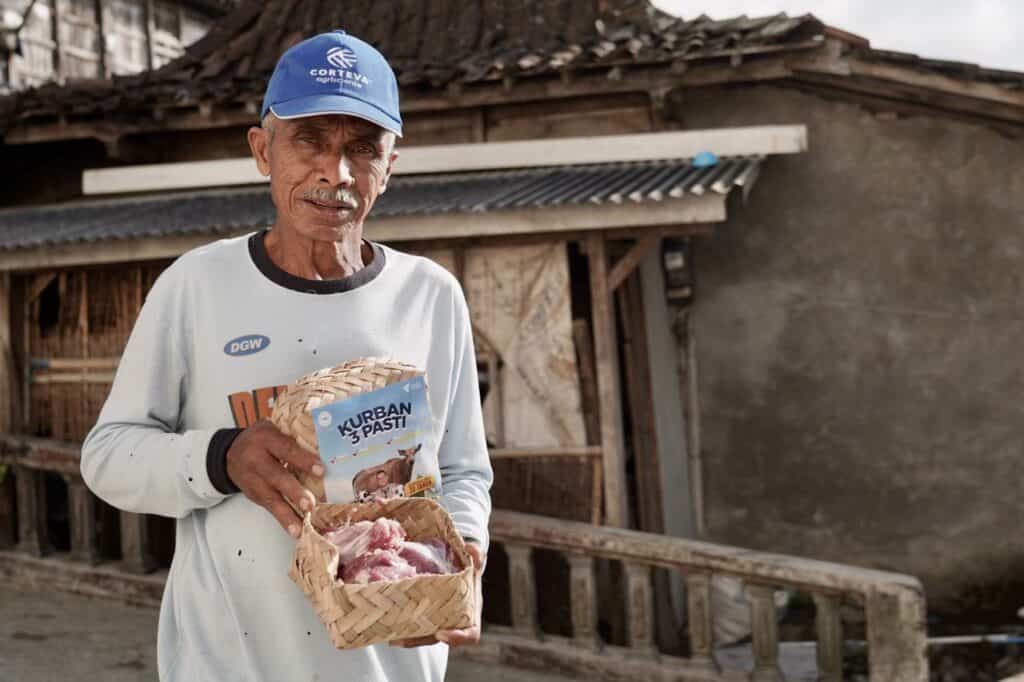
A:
[{"xmin": 312, "ymin": 376, "xmax": 441, "ymax": 504}]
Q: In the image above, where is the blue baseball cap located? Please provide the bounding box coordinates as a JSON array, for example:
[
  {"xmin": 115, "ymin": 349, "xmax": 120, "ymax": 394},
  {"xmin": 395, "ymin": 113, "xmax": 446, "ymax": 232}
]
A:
[{"xmin": 261, "ymin": 30, "xmax": 402, "ymax": 137}]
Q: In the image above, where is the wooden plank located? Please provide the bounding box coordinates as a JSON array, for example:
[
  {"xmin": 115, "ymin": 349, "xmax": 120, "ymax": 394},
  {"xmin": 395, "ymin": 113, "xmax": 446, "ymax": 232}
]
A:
[
  {"xmin": 488, "ymin": 446, "xmax": 599, "ymax": 460},
  {"xmin": 608, "ymin": 235, "xmax": 658, "ymax": 293},
  {"xmin": 624, "ymin": 562, "xmax": 657, "ymax": 657},
  {"xmin": 14, "ymin": 465, "xmax": 50, "ymax": 557},
  {"xmin": 505, "ymin": 542, "xmax": 540, "ymax": 639},
  {"xmin": 32, "ymin": 357, "xmax": 120, "ymax": 370},
  {"xmin": 568, "ymin": 552, "xmax": 599, "ymax": 651},
  {"xmin": 813, "ymin": 592, "xmax": 843, "ymax": 682},
  {"xmin": 684, "ymin": 572, "xmax": 719, "ymax": 672},
  {"xmin": 0, "ymin": 198, "xmax": 726, "ymax": 272},
  {"xmin": 31, "ymin": 372, "xmax": 115, "ymax": 384},
  {"xmin": 587, "ymin": 233, "xmax": 628, "ymax": 528},
  {"xmin": 748, "ymin": 584, "xmax": 784, "ymax": 682},
  {"xmin": 847, "ymin": 58, "xmax": 1024, "ymax": 110},
  {"xmin": 119, "ymin": 511, "xmax": 157, "ymax": 574},
  {"xmin": 64, "ymin": 474, "xmax": 100, "ymax": 565},
  {"xmin": 81, "ymin": 126, "xmax": 807, "ymax": 194}
]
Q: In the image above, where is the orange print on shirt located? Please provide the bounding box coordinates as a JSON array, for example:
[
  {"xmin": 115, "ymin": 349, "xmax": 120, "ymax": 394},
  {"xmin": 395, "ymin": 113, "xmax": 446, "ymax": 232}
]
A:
[{"xmin": 227, "ymin": 385, "xmax": 289, "ymax": 428}]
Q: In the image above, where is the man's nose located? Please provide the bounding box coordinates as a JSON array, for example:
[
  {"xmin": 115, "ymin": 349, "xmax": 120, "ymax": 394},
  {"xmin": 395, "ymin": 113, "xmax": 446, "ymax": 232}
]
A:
[{"xmin": 320, "ymin": 153, "xmax": 355, "ymax": 186}]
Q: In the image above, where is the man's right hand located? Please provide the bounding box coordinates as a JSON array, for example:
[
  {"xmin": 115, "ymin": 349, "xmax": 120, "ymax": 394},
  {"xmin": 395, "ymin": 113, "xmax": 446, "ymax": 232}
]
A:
[{"xmin": 225, "ymin": 420, "xmax": 324, "ymax": 537}]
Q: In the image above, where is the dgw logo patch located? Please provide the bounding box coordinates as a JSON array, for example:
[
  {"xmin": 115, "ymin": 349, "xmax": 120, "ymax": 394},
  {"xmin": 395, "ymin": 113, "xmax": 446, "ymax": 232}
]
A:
[{"xmin": 224, "ymin": 334, "xmax": 270, "ymax": 357}]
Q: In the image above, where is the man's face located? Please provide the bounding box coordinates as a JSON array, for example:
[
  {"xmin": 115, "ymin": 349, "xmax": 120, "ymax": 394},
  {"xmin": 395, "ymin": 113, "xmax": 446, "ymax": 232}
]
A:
[{"xmin": 248, "ymin": 114, "xmax": 398, "ymax": 241}]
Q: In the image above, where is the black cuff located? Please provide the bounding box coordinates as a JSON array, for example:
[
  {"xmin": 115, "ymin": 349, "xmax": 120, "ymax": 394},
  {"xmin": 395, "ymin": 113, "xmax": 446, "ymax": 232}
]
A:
[{"xmin": 207, "ymin": 428, "xmax": 244, "ymax": 495}]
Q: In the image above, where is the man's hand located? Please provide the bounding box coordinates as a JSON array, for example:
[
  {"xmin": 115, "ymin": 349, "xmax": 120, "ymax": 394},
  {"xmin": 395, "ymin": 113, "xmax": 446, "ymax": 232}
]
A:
[
  {"xmin": 390, "ymin": 541, "xmax": 486, "ymax": 648},
  {"xmin": 225, "ymin": 419, "xmax": 323, "ymax": 537}
]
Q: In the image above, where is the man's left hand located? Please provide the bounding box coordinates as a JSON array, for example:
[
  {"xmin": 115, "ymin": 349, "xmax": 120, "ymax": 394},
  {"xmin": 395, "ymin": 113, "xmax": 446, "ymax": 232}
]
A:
[{"xmin": 390, "ymin": 541, "xmax": 485, "ymax": 648}]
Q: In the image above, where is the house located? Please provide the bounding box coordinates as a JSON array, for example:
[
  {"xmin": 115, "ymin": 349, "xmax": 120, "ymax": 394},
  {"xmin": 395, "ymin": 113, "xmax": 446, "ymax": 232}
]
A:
[
  {"xmin": 1, "ymin": 0, "xmax": 1020, "ymax": 677},
  {"xmin": 0, "ymin": 0, "xmax": 234, "ymax": 93}
]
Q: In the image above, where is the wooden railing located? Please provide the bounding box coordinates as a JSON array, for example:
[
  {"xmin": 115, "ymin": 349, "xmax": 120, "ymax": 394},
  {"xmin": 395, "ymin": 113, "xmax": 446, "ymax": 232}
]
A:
[{"xmin": 0, "ymin": 435, "xmax": 928, "ymax": 681}]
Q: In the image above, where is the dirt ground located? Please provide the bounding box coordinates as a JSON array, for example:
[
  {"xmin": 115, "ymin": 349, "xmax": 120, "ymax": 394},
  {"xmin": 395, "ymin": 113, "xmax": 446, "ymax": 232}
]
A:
[{"xmin": 0, "ymin": 586, "xmax": 572, "ymax": 682}]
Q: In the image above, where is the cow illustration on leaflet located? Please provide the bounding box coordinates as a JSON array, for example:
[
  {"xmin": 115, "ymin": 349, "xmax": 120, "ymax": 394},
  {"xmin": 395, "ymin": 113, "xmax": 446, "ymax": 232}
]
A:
[{"xmin": 352, "ymin": 444, "xmax": 421, "ymax": 502}]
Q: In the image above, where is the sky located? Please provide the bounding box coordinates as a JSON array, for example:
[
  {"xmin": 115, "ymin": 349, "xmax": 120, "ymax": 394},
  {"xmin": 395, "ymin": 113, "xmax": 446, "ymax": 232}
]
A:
[{"xmin": 650, "ymin": 0, "xmax": 1023, "ymax": 73}]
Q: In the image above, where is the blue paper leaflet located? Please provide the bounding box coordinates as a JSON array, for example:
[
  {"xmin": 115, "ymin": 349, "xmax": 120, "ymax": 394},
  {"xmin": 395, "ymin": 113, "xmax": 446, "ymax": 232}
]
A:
[{"xmin": 312, "ymin": 377, "xmax": 440, "ymax": 504}]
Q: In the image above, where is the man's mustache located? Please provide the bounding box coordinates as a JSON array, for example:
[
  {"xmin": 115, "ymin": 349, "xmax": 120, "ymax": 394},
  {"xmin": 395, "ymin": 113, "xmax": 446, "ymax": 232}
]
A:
[{"xmin": 302, "ymin": 187, "xmax": 359, "ymax": 206}]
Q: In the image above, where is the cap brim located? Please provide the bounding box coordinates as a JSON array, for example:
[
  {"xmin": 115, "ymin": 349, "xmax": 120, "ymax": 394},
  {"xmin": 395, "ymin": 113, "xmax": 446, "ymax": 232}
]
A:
[{"xmin": 270, "ymin": 94, "xmax": 403, "ymax": 137}]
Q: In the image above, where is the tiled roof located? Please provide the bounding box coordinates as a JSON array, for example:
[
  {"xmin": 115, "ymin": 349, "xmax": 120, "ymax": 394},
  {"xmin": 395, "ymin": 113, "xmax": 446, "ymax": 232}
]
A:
[
  {"xmin": 0, "ymin": 157, "xmax": 760, "ymax": 250},
  {"xmin": 0, "ymin": 2, "xmax": 827, "ymax": 130}
]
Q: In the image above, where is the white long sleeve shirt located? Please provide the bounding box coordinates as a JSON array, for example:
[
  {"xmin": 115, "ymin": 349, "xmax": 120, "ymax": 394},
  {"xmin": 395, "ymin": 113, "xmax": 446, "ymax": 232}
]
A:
[{"xmin": 81, "ymin": 231, "xmax": 493, "ymax": 682}]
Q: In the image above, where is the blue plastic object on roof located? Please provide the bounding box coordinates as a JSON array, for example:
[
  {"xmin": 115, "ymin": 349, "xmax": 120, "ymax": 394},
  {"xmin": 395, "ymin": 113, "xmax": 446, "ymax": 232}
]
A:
[{"xmin": 693, "ymin": 151, "xmax": 718, "ymax": 168}]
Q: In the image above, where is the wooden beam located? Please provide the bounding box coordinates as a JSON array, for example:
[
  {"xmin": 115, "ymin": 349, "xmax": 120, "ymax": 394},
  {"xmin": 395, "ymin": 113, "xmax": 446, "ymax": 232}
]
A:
[
  {"xmin": 607, "ymin": 235, "xmax": 658, "ymax": 293},
  {"xmin": 847, "ymin": 58, "xmax": 1024, "ymax": 110},
  {"xmin": 0, "ymin": 550, "xmax": 166, "ymax": 608},
  {"xmin": 0, "ymin": 197, "xmax": 726, "ymax": 272},
  {"xmin": 587, "ymin": 233, "xmax": 629, "ymax": 528},
  {"xmin": 82, "ymin": 126, "xmax": 806, "ymax": 195},
  {"xmin": 488, "ymin": 446, "xmax": 600, "ymax": 460}
]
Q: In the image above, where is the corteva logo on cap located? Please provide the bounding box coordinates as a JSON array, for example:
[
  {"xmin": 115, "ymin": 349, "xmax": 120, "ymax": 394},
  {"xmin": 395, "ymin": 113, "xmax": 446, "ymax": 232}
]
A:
[
  {"xmin": 326, "ymin": 46, "xmax": 357, "ymax": 69},
  {"xmin": 309, "ymin": 44, "xmax": 371, "ymax": 89}
]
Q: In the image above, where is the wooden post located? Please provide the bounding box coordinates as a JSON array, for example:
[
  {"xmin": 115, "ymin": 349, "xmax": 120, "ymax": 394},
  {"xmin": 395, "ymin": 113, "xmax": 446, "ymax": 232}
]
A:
[
  {"xmin": 14, "ymin": 465, "xmax": 49, "ymax": 556},
  {"xmin": 0, "ymin": 273, "xmax": 16, "ymax": 434},
  {"xmin": 586, "ymin": 233, "xmax": 628, "ymax": 528},
  {"xmin": 64, "ymin": 473, "xmax": 100, "ymax": 564},
  {"xmin": 505, "ymin": 543, "xmax": 540, "ymax": 639},
  {"xmin": 568, "ymin": 552, "xmax": 600, "ymax": 650},
  {"xmin": 625, "ymin": 562, "xmax": 657, "ymax": 657},
  {"xmin": 684, "ymin": 573, "xmax": 719, "ymax": 672},
  {"xmin": 748, "ymin": 584, "xmax": 784, "ymax": 682},
  {"xmin": 143, "ymin": 0, "xmax": 156, "ymax": 70},
  {"xmin": 571, "ymin": 319, "xmax": 602, "ymax": 525},
  {"xmin": 813, "ymin": 593, "xmax": 843, "ymax": 682},
  {"xmin": 120, "ymin": 511, "xmax": 156, "ymax": 574}
]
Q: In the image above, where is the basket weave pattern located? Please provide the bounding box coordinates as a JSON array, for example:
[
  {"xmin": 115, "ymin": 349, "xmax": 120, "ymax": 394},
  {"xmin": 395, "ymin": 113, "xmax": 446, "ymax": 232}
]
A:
[
  {"xmin": 289, "ymin": 498, "xmax": 475, "ymax": 649},
  {"xmin": 270, "ymin": 357, "xmax": 423, "ymax": 501}
]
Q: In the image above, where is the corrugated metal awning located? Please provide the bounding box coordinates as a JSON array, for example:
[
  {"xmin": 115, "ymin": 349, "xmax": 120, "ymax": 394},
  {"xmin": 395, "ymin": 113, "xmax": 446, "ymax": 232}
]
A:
[{"xmin": 0, "ymin": 157, "xmax": 761, "ymax": 252}]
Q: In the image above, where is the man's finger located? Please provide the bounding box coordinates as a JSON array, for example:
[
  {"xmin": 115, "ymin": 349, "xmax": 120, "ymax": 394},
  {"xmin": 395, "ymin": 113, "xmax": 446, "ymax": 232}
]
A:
[
  {"xmin": 250, "ymin": 479, "xmax": 302, "ymax": 536},
  {"xmin": 262, "ymin": 456, "xmax": 317, "ymax": 513},
  {"xmin": 436, "ymin": 626, "xmax": 479, "ymax": 647},
  {"xmin": 265, "ymin": 427, "xmax": 324, "ymax": 476}
]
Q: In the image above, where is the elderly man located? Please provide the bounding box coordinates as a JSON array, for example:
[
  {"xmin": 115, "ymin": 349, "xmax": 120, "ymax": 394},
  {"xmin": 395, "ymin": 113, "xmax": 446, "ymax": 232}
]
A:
[{"xmin": 81, "ymin": 30, "xmax": 493, "ymax": 682}]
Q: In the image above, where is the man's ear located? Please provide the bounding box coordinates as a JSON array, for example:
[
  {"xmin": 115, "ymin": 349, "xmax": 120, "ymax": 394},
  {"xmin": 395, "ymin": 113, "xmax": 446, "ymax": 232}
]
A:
[
  {"xmin": 248, "ymin": 126, "xmax": 272, "ymax": 176},
  {"xmin": 379, "ymin": 149, "xmax": 399, "ymax": 194}
]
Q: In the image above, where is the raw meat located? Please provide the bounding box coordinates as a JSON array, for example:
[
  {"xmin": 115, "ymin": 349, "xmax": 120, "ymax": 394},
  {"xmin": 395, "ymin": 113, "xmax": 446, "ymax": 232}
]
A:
[
  {"xmin": 367, "ymin": 518, "xmax": 406, "ymax": 551},
  {"xmin": 323, "ymin": 517, "xmax": 406, "ymax": 565},
  {"xmin": 323, "ymin": 517, "xmax": 458, "ymax": 584},
  {"xmin": 323, "ymin": 521, "xmax": 373, "ymax": 565},
  {"xmin": 341, "ymin": 549, "xmax": 418, "ymax": 584},
  {"xmin": 399, "ymin": 540, "xmax": 456, "ymax": 575}
]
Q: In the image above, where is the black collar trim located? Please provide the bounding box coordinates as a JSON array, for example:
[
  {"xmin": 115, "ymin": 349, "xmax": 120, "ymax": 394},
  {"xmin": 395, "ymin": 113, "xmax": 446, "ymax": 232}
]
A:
[{"xmin": 248, "ymin": 230, "xmax": 385, "ymax": 294}]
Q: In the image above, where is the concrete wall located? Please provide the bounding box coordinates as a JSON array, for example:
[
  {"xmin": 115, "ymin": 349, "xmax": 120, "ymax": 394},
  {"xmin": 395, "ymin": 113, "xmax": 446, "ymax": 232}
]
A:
[{"xmin": 671, "ymin": 84, "xmax": 1024, "ymax": 614}]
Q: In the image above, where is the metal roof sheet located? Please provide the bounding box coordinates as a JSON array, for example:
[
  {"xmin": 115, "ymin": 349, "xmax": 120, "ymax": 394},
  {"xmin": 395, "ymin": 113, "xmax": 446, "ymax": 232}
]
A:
[{"xmin": 0, "ymin": 156, "xmax": 761, "ymax": 251}]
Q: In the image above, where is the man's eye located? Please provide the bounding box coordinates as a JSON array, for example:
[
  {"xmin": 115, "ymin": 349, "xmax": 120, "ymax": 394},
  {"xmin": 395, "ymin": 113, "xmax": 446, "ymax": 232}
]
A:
[{"xmin": 351, "ymin": 143, "xmax": 376, "ymax": 155}]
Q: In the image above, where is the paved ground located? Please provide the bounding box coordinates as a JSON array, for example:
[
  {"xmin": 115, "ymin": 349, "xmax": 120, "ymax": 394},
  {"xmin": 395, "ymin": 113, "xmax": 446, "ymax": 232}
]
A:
[{"xmin": 0, "ymin": 586, "xmax": 572, "ymax": 682}]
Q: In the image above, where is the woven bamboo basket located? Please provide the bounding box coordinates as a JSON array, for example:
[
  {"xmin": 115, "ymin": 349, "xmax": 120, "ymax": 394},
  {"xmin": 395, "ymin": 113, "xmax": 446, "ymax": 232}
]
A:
[
  {"xmin": 273, "ymin": 358, "xmax": 474, "ymax": 647},
  {"xmin": 270, "ymin": 357, "xmax": 423, "ymax": 502},
  {"xmin": 289, "ymin": 497, "xmax": 475, "ymax": 649}
]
